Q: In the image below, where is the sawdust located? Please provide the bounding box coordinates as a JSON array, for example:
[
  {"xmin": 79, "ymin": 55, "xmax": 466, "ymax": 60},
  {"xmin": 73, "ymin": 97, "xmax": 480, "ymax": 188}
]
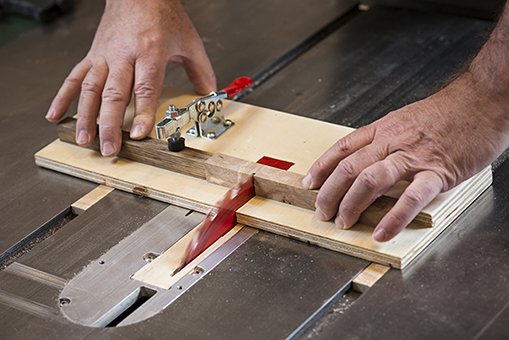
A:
[
  {"xmin": 301, "ymin": 289, "xmax": 362, "ymax": 339},
  {"xmin": 0, "ymin": 211, "xmax": 77, "ymax": 270}
]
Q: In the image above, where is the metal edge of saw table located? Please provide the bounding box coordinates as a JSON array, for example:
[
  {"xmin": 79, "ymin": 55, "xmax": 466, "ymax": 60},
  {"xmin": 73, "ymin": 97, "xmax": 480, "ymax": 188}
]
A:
[{"xmin": 58, "ymin": 205, "xmax": 257, "ymax": 328}]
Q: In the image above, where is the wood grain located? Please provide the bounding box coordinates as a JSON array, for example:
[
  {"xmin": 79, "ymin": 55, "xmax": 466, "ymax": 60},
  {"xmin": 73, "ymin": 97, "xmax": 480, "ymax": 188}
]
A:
[
  {"xmin": 352, "ymin": 263, "xmax": 390, "ymax": 293},
  {"xmin": 58, "ymin": 118, "xmax": 211, "ymax": 180},
  {"xmin": 132, "ymin": 224, "xmax": 243, "ymax": 289}
]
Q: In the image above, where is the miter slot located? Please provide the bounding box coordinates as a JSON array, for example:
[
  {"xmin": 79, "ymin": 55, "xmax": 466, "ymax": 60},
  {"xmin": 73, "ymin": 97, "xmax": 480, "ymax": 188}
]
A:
[
  {"xmin": 0, "ymin": 207, "xmax": 77, "ymax": 268},
  {"xmin": 91, "ymin": 287, "xmax": 157, "ymax": 328}
]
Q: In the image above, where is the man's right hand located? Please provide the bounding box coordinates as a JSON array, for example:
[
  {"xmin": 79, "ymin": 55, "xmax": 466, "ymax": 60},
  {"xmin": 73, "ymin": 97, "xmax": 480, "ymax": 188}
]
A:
[{"xmin": 45, "ymin": 0, "xmax": 216, "ymax": 157}]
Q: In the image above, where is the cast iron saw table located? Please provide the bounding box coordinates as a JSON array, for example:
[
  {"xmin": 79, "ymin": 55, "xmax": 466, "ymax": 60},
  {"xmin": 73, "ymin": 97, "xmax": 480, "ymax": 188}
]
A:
[{"xmin": 0, "ymin": 1, "xmax": 508, "ymax": 339}]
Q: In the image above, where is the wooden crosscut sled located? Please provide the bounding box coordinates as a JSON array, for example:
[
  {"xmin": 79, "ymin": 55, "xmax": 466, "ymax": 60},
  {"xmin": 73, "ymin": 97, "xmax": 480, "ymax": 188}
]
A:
[{"xmin": 35, "ymin": 89, "xmax": 492, "ymax": 269}]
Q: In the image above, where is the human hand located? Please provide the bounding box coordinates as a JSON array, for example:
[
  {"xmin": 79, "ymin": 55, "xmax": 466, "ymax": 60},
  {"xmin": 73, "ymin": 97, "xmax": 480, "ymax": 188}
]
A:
[
  {"xmin": 303, "ymin": 75, "xmax": 509, "ymax": 242},
  {"xmin": 45, "ymin": 0, "xmax": 216, "ymax": 156}
]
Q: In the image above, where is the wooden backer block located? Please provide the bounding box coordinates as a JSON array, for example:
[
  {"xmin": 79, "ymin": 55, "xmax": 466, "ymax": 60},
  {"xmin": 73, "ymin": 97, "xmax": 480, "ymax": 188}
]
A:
[
  {"xmin": 71, "ymin": 185, "xmax": 114, "ymax": 215},
  {"xmin": 352, "ymin": 263, "xmax": 391, "ymax": 293}
]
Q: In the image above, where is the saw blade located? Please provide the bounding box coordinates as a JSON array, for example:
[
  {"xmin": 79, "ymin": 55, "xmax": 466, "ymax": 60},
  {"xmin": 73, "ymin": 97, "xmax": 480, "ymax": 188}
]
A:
[{"xmin": 174, "ymin": 175, "xmax": 255, "ymax": 274}]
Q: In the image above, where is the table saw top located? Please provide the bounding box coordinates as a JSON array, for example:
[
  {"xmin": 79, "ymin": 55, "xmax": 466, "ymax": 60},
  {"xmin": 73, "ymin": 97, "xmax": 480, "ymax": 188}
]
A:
[{"xmin": 1, "ymin": 1, "xmax": 508, "ymax": 339}]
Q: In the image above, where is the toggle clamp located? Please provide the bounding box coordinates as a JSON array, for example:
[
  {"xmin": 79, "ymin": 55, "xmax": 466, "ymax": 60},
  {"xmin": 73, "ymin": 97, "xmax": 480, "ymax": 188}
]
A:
[{"xmin": 155, "ymin": 76, "xmax": 253, "ymax": 152}]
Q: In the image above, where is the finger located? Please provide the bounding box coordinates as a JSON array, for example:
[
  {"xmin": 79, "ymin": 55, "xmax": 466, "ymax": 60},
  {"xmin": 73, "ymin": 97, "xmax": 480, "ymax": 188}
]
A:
[
  {"xmin": 303, "ymin": 125, "xmax": 376, "ymax": 190},
  {"xmin": 315, "ymin": 143, "xmax": 388, "ymax": 221},
  {"xmin": 373, "ymin": 171, "xmax": 443, "ymax": 242},
  {"xmin": 180, "ymin": 41, "xmax": 216, "ymax": 95},
  {"xmin": 46, "ymin": 59, "xmax": 92, "ymax": 121},
  {"xmin": 75, "ymin": 58, "xmax": 108, "ymax": 146},
  {"xmin": 130, "ymin": 57, "xmax": 166, "ymax": 140},
  {"xmin": 338, "ymin": 156, "xmax": 406, "ymax": 229},
  {"xmin": 99, "ymin": 62, "xmax": 134, "ymax": 156}
]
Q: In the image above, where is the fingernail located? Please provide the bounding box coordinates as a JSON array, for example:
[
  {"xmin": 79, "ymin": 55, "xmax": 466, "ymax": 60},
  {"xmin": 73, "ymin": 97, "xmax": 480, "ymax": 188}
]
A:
[
  {"xmin": 77, "ymin": 130, "xmax": 89, "ymax": 145},
  {"xmin": 302, "ymin": 174, "xmax": 312, "ymax": 189},
  {"xmin": 335, "ymin": 215, "xmax": 346, "ymax": 229},
  {"xmin": 373, "ymin": 228, "xmax": 387, "ymax": 242},
  {"xmin": 101, "ymin": 142, "xmax": 116, "ymax": 157},
  {"xmin": 130, "ymin": 125, "xmax": 144, "ymax": 139},
  {"xmin": 315, "ymin": 208, "xmax": 327, "ymax": 221},
  {"xmin": 45, "ymin": 108, "xmax": 55, "ymax": 120}
]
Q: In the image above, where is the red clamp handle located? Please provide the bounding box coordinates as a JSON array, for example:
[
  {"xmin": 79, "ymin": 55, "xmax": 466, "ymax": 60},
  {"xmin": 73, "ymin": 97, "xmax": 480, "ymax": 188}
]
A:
[{"xmin": 221, "ymin": 76, "xmax": 253, "ymax": 99}]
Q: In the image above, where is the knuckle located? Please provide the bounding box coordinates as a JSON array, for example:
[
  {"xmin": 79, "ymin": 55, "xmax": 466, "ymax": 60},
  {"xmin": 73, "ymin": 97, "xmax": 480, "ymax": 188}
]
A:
[
  {"xmin": 387, "ymin": 212, "xmax": 407, "ymax": 229},
  {"xmin": 134, "ymin": 81, "xmax": 158, "ymax": 99},
  {"xmin": 64, "ymin": 74, "xmax": 82, "ymax": 87},
  {"xmin": 333, "ymin": 138, "xmax": 351, "ymax": 155},
  {"xmin": 309, "ymin": 159, "xmax": 327, "ymax": 179},
  {"xmin": 81, "ymin": 80, "xmax": 102, "ymax": 96},
  {"xmin": 340, "ymin": 203, "xmax": 358, "ymax": 219},
  {"xmin": 76, "ymin": 115, "xmax": 95, "ymax": 125},
  {"xmin": 338, "ymin": 159, "xmax": 357, "ymax": 179},
  {"xmin": 358, "ymin": 170, "xmax": 379, "ymax": 191},
  {"xmin": 99, "ymin": 125, "xmax": 120, "ymax": 138},
  {"xmin": 404, "ymin": 189, "xmax": 424, "ymax": 206},
  {"xmin": 102, "ymin": 87, "xmax": 126, "ymax": 103},
  {"xmin": 141, "ymin": 34, "xmax": 164, "ymax": 50},
  {"xmin": 315, "ymin": 192, "xmax": 334, "ymax": 213}
]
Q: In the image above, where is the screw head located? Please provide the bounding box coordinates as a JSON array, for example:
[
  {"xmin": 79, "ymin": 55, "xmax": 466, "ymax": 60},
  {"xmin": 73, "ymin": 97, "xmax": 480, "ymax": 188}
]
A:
[
  {"xmin": 206, "ymin": 132, "xmax": 216, "ymax": 139},
  {"xmin": 208, "ymin": 101, "xmax": 216, "ymax": 114},
  {"xmin": 59, "ymin": 298, "xmax": 71, "ymax": 306},
  {"xmin": 143, "ymin": 252, "xmax": 159, "ymax": 262},
  {"xmin": 216, "ymin": 100, "xmax": 223, "ymax": 111},
  {"xmin": 224, "ymin": 119, "xmax": 233, "ymax": 127},
  {"xmin": 196, "ymin": 100, "xmax": 206, "ymax": 113},
  {"xmin": 193, "ymin": 266, "xmax": 205, "ymax": 275}
]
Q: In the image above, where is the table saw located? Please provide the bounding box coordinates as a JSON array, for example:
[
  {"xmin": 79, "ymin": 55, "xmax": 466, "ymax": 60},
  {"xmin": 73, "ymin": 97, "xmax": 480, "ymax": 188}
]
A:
[{"xmin": 1, "ymin": 1, "xmax": 509, "ymax": 339}]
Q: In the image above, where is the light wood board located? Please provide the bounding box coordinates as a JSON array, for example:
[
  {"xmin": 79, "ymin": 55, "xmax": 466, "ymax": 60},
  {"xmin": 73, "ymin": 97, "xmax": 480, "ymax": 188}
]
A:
[
  {"xmin": 352, "ymin": 263, "xmax": 391, "ymax": 293},
  {"xmin": 71, "ymin": 185, "xmax": 114, "ymax": 215},
  {"xmin": 132, "ymin": 224, "xmax": 244, "ymax": 289},
  {"xmin": 35, "ymin": 91, "xmax": 493, "ymax": 268}
]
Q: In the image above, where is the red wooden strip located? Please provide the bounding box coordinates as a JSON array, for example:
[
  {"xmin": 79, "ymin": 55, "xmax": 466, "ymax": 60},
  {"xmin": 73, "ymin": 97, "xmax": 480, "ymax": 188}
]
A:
[{"xmin": 256, "ymin": 156, "xmax": 294, "ymax": 170}]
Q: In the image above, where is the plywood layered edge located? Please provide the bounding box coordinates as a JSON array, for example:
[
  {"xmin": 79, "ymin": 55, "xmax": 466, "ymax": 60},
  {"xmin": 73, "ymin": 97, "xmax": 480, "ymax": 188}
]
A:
[
  {"xmin": 237, "ymin": 168, "xmax": 491, "ymax": 269},
  {"xmin": 35, "ymin": 140, "xmax": 228, "ymax": 214}
]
